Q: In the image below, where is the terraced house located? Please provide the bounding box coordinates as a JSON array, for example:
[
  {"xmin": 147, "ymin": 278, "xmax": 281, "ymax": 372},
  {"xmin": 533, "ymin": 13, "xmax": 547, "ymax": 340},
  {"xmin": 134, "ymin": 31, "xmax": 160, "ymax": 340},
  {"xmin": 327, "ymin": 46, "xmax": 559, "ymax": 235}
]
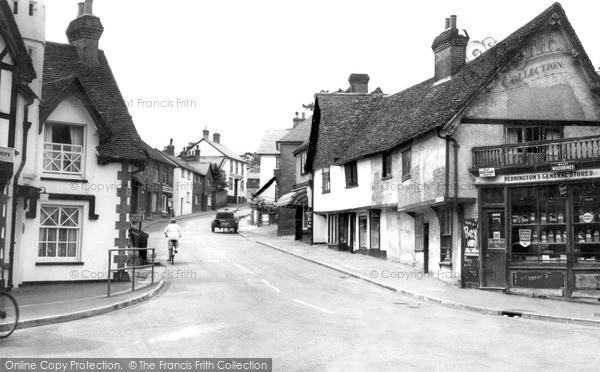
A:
[
  {"xmin": 3, "ymin": 0, "xmax": 148, "ymax": 287},
  {"xmin": 306, "ymin": 3, "xmax": 600, "ymax": 300}
]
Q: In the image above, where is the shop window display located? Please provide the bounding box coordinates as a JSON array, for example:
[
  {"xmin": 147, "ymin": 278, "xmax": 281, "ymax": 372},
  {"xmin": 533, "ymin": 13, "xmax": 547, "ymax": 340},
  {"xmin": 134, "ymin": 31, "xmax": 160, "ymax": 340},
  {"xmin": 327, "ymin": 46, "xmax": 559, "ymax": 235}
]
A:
[
  {"xmin": 572, "ymin": 182, "xmax": 600, "ymax": 264},
  {"xmin": 510, "ymin": 185, "xmax": 567, "ymax": 263}
]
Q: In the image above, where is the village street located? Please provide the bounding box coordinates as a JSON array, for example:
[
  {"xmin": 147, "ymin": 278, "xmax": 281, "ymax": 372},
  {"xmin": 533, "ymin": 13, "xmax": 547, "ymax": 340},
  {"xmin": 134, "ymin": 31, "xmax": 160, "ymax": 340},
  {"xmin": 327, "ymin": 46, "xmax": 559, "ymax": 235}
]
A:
[{"xmin": 1, "ymin": 213, "xmax": 600, "ymax": 371}]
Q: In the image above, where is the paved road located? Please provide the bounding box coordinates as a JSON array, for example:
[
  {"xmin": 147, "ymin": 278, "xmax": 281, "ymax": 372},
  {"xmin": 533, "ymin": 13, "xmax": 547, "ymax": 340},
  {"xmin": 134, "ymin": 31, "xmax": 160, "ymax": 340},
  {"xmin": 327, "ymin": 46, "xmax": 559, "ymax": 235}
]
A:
[{"xmin": 2, "ymin": 213, "xmax": 600, "ymax": 371}]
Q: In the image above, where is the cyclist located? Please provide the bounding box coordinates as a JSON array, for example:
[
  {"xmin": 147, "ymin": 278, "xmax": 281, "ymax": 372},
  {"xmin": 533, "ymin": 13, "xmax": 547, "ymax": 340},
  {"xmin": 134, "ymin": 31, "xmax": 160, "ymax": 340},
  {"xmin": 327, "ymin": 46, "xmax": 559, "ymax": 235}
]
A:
[{"xmin": 164, "ymin": 219, "xmax": 182, "ymax": 263}]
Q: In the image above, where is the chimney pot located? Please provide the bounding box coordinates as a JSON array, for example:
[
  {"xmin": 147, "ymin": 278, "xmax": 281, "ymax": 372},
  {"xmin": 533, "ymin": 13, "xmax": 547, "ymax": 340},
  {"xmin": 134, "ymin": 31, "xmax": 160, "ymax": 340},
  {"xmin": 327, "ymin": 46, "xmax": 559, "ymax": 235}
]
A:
[
  {"xmin": 203, "ymin": 128, "xmax": 209, "ymax": 140},
  {"xmin": 348, "ymin": 73, "xmax": 370, "ymax": 93},
  {"xmin": 450, "ymin": 15, "xmax": 457, "ymax": 29},
  {"xmin": 84, "ymin": 0, "xmax": 94, "ymax": 15},
  {"xmin": 445, "ymin": 18, "xmax": 450, "ymax": 29},
  {"xmin": 213, "ymin": 133, "xmax": 221, "ymax": 144},
  {"xmin": 77, "ymin": 2, "xmax": 85, "ymax": 17}
]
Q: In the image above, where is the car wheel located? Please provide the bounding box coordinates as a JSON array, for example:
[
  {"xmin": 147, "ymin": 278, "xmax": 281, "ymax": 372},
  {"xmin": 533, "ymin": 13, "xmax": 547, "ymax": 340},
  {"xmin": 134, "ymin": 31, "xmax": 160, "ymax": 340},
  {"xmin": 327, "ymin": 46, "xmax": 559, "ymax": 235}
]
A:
[
  {"xmin": 211, "ymin": 227, "xmax": 215, "ymax": 232},
  {"xmin": 234, "ymin": 228, "xmax": 238, "ymax": 233}
]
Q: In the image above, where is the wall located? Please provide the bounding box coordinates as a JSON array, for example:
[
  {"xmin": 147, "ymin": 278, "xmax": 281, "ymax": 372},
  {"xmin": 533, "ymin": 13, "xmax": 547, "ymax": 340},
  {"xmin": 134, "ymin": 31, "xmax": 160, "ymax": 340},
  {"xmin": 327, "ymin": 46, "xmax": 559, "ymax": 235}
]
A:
[
  {"xmin": 313, "ymin": 158, "xmax": 372, "ymax": 213},
  {"xmin": 173, "ymin": 168, "xmax": 193, "ymax": 217}
]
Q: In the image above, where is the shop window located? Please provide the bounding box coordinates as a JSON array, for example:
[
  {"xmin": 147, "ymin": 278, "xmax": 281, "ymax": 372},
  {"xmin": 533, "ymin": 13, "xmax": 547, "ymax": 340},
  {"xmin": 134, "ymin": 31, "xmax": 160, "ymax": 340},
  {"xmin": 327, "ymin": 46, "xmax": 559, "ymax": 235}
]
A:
[
  {"xmin": 303, "ymin": 206, "xmax": 312, "ymax": 230},
  {"xmin": 322, "ymin": 168, "xmax": 330, "ymax": 193},
  {"xmin": 510, "ymin": 185, "xmax": 567, "ymax": 263},
  {"xmin": 38, "ymin": 206, "xmax": 81, "ymax": 260},
  {"xmin": 359, "ymin": 215, "xmax": 368, "ymax": 249},
  {"xmin": 43, "ymin": 123, "xmax": 84, "ymax": 176},
  {"xmin": 572, "ymin": 182, "xmax": 600, "ymax": 264},
  {"xmin": 402, "ymin": 149, "xmax": 411, "ymax": 181},
  {"xmin": 370, "ymin": 210, "xmax": 380, "ymax": 249},
  {"xmin": 345, "ymin": 161, "xmax": 358, "ymax": 187},
  {"xmin": 382, "ymin": 152, "xmax": 392, "ymax": 179},
  {"xmin": 440, "ymin": 208, "xmax": 452, "ymax": 262},
  {"xmin": 328, "ymin": 214, "xmax": 338, "ymax": 244}
]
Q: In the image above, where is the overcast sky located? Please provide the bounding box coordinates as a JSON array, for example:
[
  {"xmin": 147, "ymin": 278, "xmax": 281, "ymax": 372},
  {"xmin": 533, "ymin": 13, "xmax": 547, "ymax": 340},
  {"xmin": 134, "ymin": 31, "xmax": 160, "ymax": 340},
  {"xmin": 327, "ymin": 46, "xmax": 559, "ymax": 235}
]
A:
[{"xmin": 44, "ymin": 0, "xmax": 600, "ymax": 156}]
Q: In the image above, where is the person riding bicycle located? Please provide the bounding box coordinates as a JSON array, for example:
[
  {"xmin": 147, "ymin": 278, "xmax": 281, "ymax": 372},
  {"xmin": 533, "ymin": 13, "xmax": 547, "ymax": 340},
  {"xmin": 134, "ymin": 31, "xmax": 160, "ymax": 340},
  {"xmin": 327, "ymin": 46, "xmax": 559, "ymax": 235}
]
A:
[{"xmin": 164, "ymin": 219, "xmax": 182, "ymax": 263}]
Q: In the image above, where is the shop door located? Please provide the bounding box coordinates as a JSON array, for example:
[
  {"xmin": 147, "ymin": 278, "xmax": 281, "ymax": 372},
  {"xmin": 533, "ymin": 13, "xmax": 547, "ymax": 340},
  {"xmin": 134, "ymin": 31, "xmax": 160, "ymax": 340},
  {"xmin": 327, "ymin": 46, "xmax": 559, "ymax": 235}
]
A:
[
  {"xmin": 338, "ymin": 214, "xmax": 349, "ymax": 250},
  {"xmin": 349, "ymin": 214, "xmax": 356, "ymax": 251},
  {"xmin": 482, "ymin": 210, "xmax": 507, "ymax": 288}
]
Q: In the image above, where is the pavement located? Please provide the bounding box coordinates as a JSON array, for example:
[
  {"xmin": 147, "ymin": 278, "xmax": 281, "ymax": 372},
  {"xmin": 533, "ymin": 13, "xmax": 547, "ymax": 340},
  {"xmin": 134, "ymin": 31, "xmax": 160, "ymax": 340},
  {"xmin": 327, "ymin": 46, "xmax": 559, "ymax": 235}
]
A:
[{"xmin": 238, "ymin": 222, "xmax": 600, "ymax": 328}]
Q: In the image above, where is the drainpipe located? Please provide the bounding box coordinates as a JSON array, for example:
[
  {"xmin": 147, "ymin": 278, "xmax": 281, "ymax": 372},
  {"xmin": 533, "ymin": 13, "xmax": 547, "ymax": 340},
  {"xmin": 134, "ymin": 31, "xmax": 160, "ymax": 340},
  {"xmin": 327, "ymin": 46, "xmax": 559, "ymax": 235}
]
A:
[
  {"xmin": 436, "ymin": 130, "xmax": 450, "ymax": 201},
  {"xmin": 8, "ymin": 97, "xmax": 35, "ymax": 288}
]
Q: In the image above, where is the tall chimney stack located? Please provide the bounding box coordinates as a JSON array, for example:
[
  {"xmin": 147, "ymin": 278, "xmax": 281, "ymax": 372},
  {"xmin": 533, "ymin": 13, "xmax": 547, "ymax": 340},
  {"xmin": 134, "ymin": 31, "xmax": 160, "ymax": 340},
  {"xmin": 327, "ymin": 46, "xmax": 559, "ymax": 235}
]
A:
[
  {"xmin": 164, "ymin": 138, "xmax": 175, "ymax": 156},
  {"xmin": 292, "ymin": 112, "xmax": 302, "ymax": 128},
  {"xmin": 66, "ymin": 0, "xmax": 104, "ymax": 67},
  {"xmin": 77, "ymin": 2, "xmax": 85, "ymax": 17},
  {"xmin": 348, "ymin": 73, "xmax": 370, "ymax": 93},
  {"xmin": 213, "ymin": 132, "xmax": 221, "ymax": 144},
  {"xmin": 431, "ymin": 15, "xmax": 469, "ymax": 83},
  {"xmin": 203, "ymin": 127, "xmax": 209, "ymax": 140}
]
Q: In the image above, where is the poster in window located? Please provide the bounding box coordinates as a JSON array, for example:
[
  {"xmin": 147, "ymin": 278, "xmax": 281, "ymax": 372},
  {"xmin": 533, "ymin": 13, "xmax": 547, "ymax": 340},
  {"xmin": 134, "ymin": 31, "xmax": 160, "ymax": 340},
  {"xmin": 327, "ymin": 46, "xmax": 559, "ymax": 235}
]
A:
[
  {"xmin": 463, "ymin": 219, "xmax": 478, "ymax": 256},
  {"xmin": 519, "ymin": 229, "xmax": 531, "ymax": 247}
]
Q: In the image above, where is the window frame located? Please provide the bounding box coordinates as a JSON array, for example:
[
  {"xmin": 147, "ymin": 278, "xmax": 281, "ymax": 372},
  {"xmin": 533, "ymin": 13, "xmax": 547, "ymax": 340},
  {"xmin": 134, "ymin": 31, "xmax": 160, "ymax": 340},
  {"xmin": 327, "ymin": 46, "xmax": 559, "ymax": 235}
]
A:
[
  {"xmin": 300, "ymin": 152, "xmax": 308, "ymax": 175},
  {"xmin": 38, "ymin": 205, "xmax": 82, "ymax": 261},
  {"xmin": 440, "ymin": 208, "xmax": 453, "ymax": 263},
  {"xmin": 322, "ymin": 167, "xmax": 331, "ymax": 194},
  {"xmin": 42, "ymin": 122, "xmax": 86, "ymax": 178},
  {"xmin": 344, "ymin": 161, "xmax": 358, "ymax": 188},
  {"xmin": 504, "ymin": 125, "xmax": 563, "ymax": 144},
  {"xmin": 382, "ymin": 152, "xmax": 392, "ymax": 179},
  {"xmin": 401, "ymin": 148, "xmax": 411, "ymax": 181}
]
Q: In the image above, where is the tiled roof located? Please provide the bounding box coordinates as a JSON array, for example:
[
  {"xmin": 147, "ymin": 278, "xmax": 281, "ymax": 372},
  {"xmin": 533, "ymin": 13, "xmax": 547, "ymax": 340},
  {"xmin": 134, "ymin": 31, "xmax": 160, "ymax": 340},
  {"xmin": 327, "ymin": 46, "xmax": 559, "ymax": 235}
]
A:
[
  {"xmin": 278, "ymin": 117, "xmax": 312, "ymax": 143},
  {"xmin": 257, "ymin": 129, "xmax": 290, "ymax": 154},
  {"xmin": 0, "ymin": 0, "xmax": 36, "ymax": 83},
  {"xmin": 189, "ymin": 163, "xmax": 212, "ymax": 176},
  {"xmin": 318, "ymin": 3, "xmax": 600, "ymax": 165},
  {"xmin": 41, "ymin": 42, "xmax": 146, "ymax": 162},
  {"xmin": 186, "ymin": 138, "xmax": 246, "ymax": 163},
  {"xmin": 161, "ymin": 152, "xmax": 199, "ymax": 173},
  {"xmin": 141, "ymin": 141, "xmax": 175, "ymax": 166},
  {"xmin": 310, "ymin": 93, "xmax": 385, "ymax": 169}
]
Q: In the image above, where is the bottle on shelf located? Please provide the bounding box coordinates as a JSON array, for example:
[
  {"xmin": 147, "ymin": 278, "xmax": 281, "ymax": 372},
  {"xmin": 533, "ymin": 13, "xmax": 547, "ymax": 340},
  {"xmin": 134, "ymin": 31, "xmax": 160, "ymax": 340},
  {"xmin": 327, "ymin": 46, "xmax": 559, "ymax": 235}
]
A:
[
  {"xmin": 557, "ymin": 211, "xmax": 565, "ymax": 224},
  {"xmin": 594, "ymin": 230, "xmax": 600, "ymax": 243},
  {"xmin": 532, "ymin": 230, "xmax": 539, "ymax": 243},
  {"xmin": 563, "ymin": 230, "xmax": 568, "ymax": 243},
  {"xmin": 579, "ymin": 209, "xmax": 585, "ymax": 223},
  {"xmin": 541, "ymin": 230, "xmax": 548, "ymax": 243},
  {"xmin": 548, "ymin": 229, "xmax": 555, "ymax": 243},
  {"xmin": 541, "ymin": 212, "xmax": 547, "ymax": 224},
  {"xmin": 556, "ymin": 229, "xmax": 562, "ymax": 243},
  {"xmin": 578, "ymin": 230, "xmax": 586, "ymax": 243},
  {"xmin": 586, "ymin": 229, "xmax": 592, "ymax": 243},
  {"xmin": 530, "ymin": 211, "xmax": 536, "ymax": 223}
]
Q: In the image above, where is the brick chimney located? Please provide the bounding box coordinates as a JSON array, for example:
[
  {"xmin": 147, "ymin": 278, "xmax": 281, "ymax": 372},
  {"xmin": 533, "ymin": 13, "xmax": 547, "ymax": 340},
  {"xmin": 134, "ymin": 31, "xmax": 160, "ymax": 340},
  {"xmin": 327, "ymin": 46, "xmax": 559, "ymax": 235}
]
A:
[
  {"xmin": 203, "ymin": 127, "xmax": 209, "ymax": 140},
  {"xmin": 292, "ymin": 112, "xmax": 302, "ymax": 128},
  {"xmin": 194, "ymin": 145, "xmax": 201, "ymax": 161},
  {"xmin": 164, "ymin": 138, "xmax": 175, "ymax": 156},
  {"xmin": 431, "ymin": 15, "xmax": 469, "ymax": 83},
  {"xmin": 213, "ymin": 132, "xmax": 220, "ymax": 144},
  {"xmin": 66, "ymin": 0, "xmax": 104, "ymax": 67},
  {"xmin": 348, "ymin": 74, "xmax": 369, "ymax": 93}
]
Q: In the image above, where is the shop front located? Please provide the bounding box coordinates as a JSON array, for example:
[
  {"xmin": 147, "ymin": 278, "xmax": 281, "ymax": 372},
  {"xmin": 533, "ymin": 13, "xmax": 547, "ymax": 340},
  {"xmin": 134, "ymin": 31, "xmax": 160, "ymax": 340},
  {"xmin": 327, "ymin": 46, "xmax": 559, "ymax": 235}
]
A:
[{"xmin": 478, "ymin": 172, "xmax": 600, "ymax": 300}]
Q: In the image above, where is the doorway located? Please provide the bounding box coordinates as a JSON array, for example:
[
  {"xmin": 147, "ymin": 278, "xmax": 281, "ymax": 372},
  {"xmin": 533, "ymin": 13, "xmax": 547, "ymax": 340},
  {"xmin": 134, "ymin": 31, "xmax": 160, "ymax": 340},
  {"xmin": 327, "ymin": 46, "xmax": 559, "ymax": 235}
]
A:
[{"xmin": 482, "ymin": 210, "xmax": 507, "ymax": 288}]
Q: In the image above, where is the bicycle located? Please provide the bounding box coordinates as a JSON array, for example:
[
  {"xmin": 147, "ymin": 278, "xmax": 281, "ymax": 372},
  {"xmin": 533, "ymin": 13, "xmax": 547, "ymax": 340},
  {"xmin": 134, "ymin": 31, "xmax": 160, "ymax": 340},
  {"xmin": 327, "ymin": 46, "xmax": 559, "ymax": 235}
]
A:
[
  {"xmin": 167, "ymin": 239, "xmax": 178, "ymax": 265},
  {"xmin": 0, "ymin": 291, "xmax": 19, "ymax": 339}
]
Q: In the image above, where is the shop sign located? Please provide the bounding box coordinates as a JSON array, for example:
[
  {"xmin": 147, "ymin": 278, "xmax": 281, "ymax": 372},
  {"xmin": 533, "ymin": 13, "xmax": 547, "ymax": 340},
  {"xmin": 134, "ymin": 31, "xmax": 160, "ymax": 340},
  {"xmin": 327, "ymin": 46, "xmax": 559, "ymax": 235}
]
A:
[
  {"xmin": 582, "ymin": 212, "xmax": 594, "ymax": 223},
  {"xmin": 479, "ymin": 168, "xmax": 496, "ymax": 177},
  {"xmin": 162, "ymin": 185, "xmax": 173, "ymax": 193},
  {"xmin": 476, "ymin": 169, "xmax": 599, "ymax": 185},
  {"xmin": 0, "ymin": 147, "xmax": 14, "ymax": 163},
  {"xmin": 435, "ymin": 196, "xmax": 444, "ymax": 203},
  {"xmin": 551, "ymin": 161, "xmax": 575, "ymax": 172},
  {"xmin": 463, "ymin": 219, "xmax": 479, "ymax": 256},
  {"xmin": 519, "ymin": 229, "xmax": 531, "ymax": 247},
  {"xmin": 488, "ymin": 238, "xmax": 506, "ymax": 249}
]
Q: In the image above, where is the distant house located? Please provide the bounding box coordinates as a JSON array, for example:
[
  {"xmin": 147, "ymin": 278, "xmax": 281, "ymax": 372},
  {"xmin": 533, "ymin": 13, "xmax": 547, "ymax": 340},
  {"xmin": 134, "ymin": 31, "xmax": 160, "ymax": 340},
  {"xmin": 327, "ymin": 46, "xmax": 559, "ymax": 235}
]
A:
[
  {"xmin": 246, "ymin": 171, "xmax": 260, "ymax": 200},
  {"xmin": 275, "ymin": 113, "xmax": 311, "ymax": 239},
  {"xmin": 185, "ymin": 128, "xmax": 247, "ymax": 204},
  {"xmin": 134, "ymin": 142, "xmax": 175, "ymax": 220},
  {"xmin": 255, "ymin": 129, "xmax": 290, "ymax": 202}
]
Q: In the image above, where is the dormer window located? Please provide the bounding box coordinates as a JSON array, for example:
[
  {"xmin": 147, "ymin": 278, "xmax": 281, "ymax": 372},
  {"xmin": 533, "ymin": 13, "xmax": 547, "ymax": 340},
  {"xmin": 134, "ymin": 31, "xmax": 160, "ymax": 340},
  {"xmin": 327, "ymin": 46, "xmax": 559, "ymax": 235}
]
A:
[{"xmin": 43, "ymin": 123, "xmax": 85, "ymax": 176}]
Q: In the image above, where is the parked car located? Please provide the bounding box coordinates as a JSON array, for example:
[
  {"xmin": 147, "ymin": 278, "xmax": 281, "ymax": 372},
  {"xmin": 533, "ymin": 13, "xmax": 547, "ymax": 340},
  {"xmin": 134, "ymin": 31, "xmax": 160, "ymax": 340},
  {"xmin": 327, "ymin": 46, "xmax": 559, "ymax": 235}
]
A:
[{"xmin": 211, "ymin": 208, "xmax": 239, "ymax": 233}]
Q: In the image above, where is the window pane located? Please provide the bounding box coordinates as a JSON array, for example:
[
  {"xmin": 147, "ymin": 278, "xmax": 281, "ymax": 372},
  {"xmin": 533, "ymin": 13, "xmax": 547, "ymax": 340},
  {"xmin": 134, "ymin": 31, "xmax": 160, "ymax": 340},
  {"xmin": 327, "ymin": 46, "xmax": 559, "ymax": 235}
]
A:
[
  {"xmin": 359, "ymin": 216, "xmax": 367, "ymax": 248},
  {"xmin": 370, "ymin": 211, "xmax": 380, "ymax": 249}
]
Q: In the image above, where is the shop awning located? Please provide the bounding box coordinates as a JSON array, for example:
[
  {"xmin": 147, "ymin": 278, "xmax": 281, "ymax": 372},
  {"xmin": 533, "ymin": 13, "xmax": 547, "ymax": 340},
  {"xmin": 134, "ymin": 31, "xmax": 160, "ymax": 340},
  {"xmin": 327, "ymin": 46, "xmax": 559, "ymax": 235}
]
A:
[{"xmin": 276, "ymin": 187, "xmax": 308, "ymax": 207}]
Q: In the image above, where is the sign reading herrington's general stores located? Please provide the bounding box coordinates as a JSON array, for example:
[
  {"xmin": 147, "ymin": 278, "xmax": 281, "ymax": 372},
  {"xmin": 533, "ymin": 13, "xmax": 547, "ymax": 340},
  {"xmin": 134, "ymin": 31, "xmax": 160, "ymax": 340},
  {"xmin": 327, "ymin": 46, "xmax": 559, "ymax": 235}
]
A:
[{"xmin": 477, "ymin": 169, "xmax": 598, "ymax": 184}]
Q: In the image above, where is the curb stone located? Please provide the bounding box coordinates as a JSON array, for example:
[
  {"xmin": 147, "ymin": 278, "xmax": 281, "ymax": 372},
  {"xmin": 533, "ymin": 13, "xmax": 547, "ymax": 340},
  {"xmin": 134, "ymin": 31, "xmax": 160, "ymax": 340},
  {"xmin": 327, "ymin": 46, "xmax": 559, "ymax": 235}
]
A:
[
  {"xmin": 248, "ymin": 236, "xmax": 600, "ymax": 328},
  {"xmin": 17, "ymin": 275, "xmax": 166, "ymax": 330}
]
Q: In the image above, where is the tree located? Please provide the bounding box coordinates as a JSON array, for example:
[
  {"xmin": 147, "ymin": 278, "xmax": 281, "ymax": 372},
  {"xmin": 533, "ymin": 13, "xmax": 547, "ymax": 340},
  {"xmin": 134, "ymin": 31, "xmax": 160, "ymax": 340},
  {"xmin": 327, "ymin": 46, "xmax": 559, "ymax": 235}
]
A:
[
  {"xmin": 212, "ymin": 169, "xmax": 229, "ymax": 191},
  {"xmin": 241, "ymin": 152, "xmax": 260, "ymax": 172}
]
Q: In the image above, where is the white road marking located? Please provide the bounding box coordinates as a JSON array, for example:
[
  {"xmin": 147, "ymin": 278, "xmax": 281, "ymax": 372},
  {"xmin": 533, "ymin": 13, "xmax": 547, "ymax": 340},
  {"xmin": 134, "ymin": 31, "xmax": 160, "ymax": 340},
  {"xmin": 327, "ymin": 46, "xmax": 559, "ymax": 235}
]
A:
[
  {"xmin": 235, "ymin": 263, "xmax": 254, "ymax": 274},
  {"xmin": 293, "ymin": 299, "xmax": 333, "ymax": 314},
  {"xmin": 216, "ymin": 252, "xmax": 229, "ymax": 260},
  {"xmin": 261, "ymin": 279, "xmax": 281, "ymax": 293},
  {"xmin": 148, "ymin": 326, "xmax": 203, "ymax": 343}
]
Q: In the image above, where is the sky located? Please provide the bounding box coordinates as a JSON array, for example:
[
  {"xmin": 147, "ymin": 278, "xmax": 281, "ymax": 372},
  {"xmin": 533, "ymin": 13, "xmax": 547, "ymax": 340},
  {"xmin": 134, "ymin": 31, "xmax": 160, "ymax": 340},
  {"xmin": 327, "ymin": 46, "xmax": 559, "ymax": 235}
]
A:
[{"xmin": 43, "ymin": 0, "xmax": 600, "ymax": 156}]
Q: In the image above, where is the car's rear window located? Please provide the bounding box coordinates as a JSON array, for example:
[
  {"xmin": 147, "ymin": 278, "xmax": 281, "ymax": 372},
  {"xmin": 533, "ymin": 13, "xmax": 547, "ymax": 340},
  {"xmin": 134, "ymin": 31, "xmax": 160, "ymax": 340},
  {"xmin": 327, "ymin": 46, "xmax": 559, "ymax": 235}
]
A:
[{"xmin": 216, "ymin": 213, "xmax": 234, "ymax": 219}]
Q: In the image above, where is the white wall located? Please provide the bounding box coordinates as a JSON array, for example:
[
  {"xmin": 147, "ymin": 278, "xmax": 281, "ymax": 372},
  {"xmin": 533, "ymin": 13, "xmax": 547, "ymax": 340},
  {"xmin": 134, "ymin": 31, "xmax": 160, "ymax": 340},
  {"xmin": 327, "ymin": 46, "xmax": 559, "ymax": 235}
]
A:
[
  {"xmin": 173, "ymin": 168, "xmax": 193, "ymax": 216},
  {"xmin": 258, "ymin": 155, "xmax": 277, "ymax": 201},
  {"xmin": 313, "ymin": 158, "xmax": 372, "ymax": 212}
]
